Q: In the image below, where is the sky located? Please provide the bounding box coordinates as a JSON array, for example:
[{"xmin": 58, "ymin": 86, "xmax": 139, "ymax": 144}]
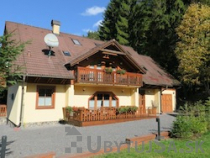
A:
[{"xmin": 0, "ymin": 0, "xmax": 110, "ymax": 36}]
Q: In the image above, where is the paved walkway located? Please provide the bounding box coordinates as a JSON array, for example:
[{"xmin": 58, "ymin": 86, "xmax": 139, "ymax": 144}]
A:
[{"xmin": 0, "ymin": 114, "xmax": 176, "ymax": 158}]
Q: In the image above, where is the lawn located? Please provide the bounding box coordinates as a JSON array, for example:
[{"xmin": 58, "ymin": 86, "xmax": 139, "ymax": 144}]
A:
[{"xmin": 96, "ymin": 132, "xmax": 210, "ymax": 158}]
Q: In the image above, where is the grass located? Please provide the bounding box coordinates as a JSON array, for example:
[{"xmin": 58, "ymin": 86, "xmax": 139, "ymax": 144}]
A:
[{"xmin": 96, "ymin": 132, "xmax": 210, "ymax": 158}]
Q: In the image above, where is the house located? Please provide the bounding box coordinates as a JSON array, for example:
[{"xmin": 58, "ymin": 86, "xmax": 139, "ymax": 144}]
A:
[{"xmin": 5, "ymin": 20, "xmax": 179, "ymax": 126}]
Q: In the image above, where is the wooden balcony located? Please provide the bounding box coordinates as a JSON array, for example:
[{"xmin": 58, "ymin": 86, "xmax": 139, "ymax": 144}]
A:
[{"xmin": 76, "ymin": 67, "xmax": 142, "ymax": 86}]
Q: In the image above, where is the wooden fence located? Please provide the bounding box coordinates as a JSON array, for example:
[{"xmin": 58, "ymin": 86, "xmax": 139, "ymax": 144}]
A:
[
  {"xmin": 64, "ymin": 107, "xmax": 156, "ymax": 123},
  {"xmin": 0, "ymin": 105, "xmax": 7, "ymax": 117}
]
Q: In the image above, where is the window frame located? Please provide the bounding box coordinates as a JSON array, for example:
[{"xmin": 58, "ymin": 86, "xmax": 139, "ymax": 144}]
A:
[
  {"xmin": 36, "ymin": 86, "xmax": 56, "ymax": 109},
  {"xmin": 88, "ymin": 91, "xmax": 119, "ymax": 110}
]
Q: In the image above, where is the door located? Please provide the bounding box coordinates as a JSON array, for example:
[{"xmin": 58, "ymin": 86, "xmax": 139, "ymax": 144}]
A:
[
  {"xmin": 161, "ymin": 94, "xmax": 173, "ymax": 113},
  {"xmin": 139, "ymin": 94, "xmax": 146, "ymax": 114}
]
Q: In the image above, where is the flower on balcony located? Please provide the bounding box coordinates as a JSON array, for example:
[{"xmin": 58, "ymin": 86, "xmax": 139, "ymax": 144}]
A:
[
  {"xmin": 116, "ymin": 69, "xmax": 126, "ymax": 75},
  {"xmin": 104, "ymin": 67, "xmax": 113, "ymax": 74}
]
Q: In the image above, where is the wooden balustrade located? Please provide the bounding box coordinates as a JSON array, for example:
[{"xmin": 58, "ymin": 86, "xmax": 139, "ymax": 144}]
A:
[
  {"xmin": 0, "ymin": 105, "xmax": 7, "ymax": 117},
  {"xmin": 64, "ymin": 107, "xmax": 151, "ymax": 122},
  {"xmin": 76, "ymin": 67, "xmax": 142, "ymax": 86}
]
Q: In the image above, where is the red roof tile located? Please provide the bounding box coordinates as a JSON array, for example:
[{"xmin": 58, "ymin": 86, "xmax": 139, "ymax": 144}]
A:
[{"xmin": 5, "ymin": 21, "xmax": 179, "ymax": 86}]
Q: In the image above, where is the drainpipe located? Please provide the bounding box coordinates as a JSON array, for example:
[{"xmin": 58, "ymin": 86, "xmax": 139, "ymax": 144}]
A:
[
  {"xmin": 17, "ymin": 75, "xmax": 26, "ymax": 127},
  {"xmin": 160, "ymin": 87, "xmax": 162, "ymax": 114}
]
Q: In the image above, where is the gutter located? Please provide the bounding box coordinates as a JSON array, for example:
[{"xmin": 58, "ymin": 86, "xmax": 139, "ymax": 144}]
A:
[{"xmin": 17, "ymin": 75, "xmax": 26, "ymax": 127}]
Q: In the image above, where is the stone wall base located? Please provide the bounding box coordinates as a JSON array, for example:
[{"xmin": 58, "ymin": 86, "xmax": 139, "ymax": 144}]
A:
[
  {"xmin": 22, "ymin": 121, "xmax": 59, "ymax": 128},
  {"xmin": 0, "ymin": 117, "xmax": 7, "ymax": 125}
]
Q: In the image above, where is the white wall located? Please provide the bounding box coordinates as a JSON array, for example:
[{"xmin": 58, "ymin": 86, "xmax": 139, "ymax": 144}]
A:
[
  {"xmin": 23, "ymin": 83, "xmax": 67, "ymax": 124},
  {"xmin": 7, "ymin": 84, "xmax": 22, "ymax": 126},
  {"xmin": 73, "ymin": 86, "xmax": 137, "ymax": 108}
]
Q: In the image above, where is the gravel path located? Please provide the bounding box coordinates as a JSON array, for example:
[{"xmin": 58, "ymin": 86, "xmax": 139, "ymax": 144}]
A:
[{"xmin": 0, "ymin": 114, "xmax": 176, "ymax": 157}]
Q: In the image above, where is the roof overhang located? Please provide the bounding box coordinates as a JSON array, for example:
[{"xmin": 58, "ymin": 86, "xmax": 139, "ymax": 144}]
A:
[{"xmin": 66, "ymin": 39, "xmax": 146, "ymax": 73}]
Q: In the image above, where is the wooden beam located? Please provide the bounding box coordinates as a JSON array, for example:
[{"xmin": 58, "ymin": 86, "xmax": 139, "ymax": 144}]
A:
[{"xmin": 101, "ymin": 49, "xmax": 126, "ymax": 55}]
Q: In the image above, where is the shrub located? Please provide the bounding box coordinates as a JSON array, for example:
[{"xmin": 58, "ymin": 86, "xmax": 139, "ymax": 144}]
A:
[
  {"xmin": 171, "ymin": 101, "xmax": 209, "ymax": 139},
  {"xmin": 205, "ymin": 97, "xmax": 210, "ymax": 130},
  {"xmin": 171, "ymin": 115, "xmax": 193, "ymax": 138},
  {"xmin": 117, "ymin": 106, "xmax": 138, "ymax": 114},
  {"xmin": 130, "ymin": 106, "xmax": 138, "ymax": 113}
]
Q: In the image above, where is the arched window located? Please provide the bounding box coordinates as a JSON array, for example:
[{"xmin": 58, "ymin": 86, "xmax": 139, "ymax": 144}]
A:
[{"xmin": 88, "ymin": 92, "xmax": 119, "ymax": 110}]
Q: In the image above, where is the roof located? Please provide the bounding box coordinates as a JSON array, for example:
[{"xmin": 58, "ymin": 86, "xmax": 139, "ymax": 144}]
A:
[{"xmin": 5, "ymin": 21, "xmax": 179, "ymax": 86}]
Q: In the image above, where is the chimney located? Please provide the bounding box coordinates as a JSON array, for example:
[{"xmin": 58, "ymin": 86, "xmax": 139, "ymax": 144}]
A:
[{"xmin": 51, "ymin": 20, "xmax": 61, "ymax": 35}]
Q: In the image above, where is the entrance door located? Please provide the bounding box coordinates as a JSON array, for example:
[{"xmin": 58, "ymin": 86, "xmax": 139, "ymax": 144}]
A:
[
  {"xmin": 139, "ymin": 91, "xmax": 146, "ymax": 114},
  {"xmin": 161, "ymin": 94, "xmax": 172, "ymax": 113}
]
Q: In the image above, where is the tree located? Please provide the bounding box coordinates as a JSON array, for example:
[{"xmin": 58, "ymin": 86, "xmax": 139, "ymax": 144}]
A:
[
  {"xmin": 0, "ymin": 33, "xmax": 27, "ymax": 101},
  {"xmin": 99, "ymin": 0, "xmax": 137, "ymax": 45},
  {"xmin": 86, "ymin": 31, "xmax": 100, "ymax": 40},
  {"xmin": 130, "ymin": 0, "xmax": 186, "ymax": 75},
  {"xmin": 175, "ymin": 3, "xmax": 210, "ymax": 96},
  {"xmin": 99, "ymin": 0, "xmax": 120, "ymax": 41}
]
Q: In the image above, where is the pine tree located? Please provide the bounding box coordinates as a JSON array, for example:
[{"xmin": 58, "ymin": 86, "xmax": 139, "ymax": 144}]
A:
[
  {"xmin": 130, "ymin": 0, "xmax": 186, "ymax": 75},
  {"xmin": 0, "ymin": 33, "xmax": 27, "ymax": 101},
  {"xmin": 99, "ymin": 0, "xmax": 120, "ymax": 41},
  {"xmin": 99, "ymin": 0, "xmax": 137, "ymax": 45}
]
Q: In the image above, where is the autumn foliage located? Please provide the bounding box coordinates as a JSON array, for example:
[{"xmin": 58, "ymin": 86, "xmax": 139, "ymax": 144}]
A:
[{"xmin": 175, "ymin": 3, "xmax": 210, "ymax": 95}]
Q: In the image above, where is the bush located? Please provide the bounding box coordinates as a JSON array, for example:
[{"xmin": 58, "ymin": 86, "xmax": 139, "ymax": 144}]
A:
[
  {"xmin": 171, "ymin": 101, "xmax": 208, "ymax": 139},
  {"xmin": 117, "ymin": 106, "xmax": 138, "ymax": 114},
  {"xmin": 130, "ymin": 106, "xmax": 138, "ymax": 113}
]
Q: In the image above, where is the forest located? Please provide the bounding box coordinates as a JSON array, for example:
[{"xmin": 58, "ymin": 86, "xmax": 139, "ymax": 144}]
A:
[{"xmin": 87, "ymin": 0, "xmax": 210, "ymax": 104}]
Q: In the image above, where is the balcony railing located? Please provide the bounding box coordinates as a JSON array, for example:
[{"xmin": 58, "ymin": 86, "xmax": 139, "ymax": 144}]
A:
[{"xmin": 76, "ymin": 67, "xmax": 142, "ymax": 86}]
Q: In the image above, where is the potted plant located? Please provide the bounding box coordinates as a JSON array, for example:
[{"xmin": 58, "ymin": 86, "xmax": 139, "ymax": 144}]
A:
[
  {"xmin": 104, "ymin": 67, "xmax": 113, "ymax": 74},
  {"xmin": 66, "ymin": 106, "xmax": 73, "ymax": 116},
  {"xmin": 130, "ymin": 106, "xmax": 138, "ymax": 113},
  {"xmin": 117, "ymin": 106, "xmax": 130, "ymax": 114},
  {"xmin": 116, "ymin": 69, "xmax": 126, "ymax": 75}
]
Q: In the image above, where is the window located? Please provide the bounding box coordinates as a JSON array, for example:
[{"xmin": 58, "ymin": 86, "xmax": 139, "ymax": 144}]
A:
[
  {"xmin": 36, "ymin": 86, "xmax": 55, "ymax": 109},
  {"xmin": 72, "ymin": 39, "xmax": 81, "ymax": 45},
  {"xmin": 63, "ymin": 51, "xmax": 71, "ymax": 56},
  {"xmin": 95, "ymin": 42, "xmax": 101, "ymax": 46},
  {"xmin": 88, "ymin": 92, "xmax": 118, "ymax": 110}
]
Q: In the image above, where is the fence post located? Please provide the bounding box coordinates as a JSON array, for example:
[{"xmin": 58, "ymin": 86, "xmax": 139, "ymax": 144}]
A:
[
  {"xmin": 1, "ymin": 136, "xmax": 7, "ymax": 158},
  {"xmin": 156, "ymin": 117, "xmax": 161, "ymax": 141}
]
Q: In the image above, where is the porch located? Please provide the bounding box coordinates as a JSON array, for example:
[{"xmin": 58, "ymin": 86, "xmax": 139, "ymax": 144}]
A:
[
  {"xmin": 75, "ymin": 67, "xmax": 142, "ymax": 86},
  {"xmin": 63, "ymin": 107, "xmax": 156, "ymax": 127}
]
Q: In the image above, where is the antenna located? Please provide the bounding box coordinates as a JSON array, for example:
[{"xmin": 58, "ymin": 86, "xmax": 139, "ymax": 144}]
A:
[{"xmin": 44, "ymin": 33, "xmax": 59, "ymax": 56}]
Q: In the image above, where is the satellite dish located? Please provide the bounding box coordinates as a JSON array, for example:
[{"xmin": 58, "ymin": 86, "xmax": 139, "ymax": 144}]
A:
[{"xmin": 44, "ymin": 33, "xmax": 59, "ymax": 48}]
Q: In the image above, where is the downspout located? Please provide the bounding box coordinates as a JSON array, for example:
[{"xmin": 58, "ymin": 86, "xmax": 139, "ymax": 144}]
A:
[
  {"xmin": 160, "ymin": 87, "xmax": 162, "ymax": 114},
  {"xmin": 17, "ymin": 75, "xmax": 26, "ymax": 127}
]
